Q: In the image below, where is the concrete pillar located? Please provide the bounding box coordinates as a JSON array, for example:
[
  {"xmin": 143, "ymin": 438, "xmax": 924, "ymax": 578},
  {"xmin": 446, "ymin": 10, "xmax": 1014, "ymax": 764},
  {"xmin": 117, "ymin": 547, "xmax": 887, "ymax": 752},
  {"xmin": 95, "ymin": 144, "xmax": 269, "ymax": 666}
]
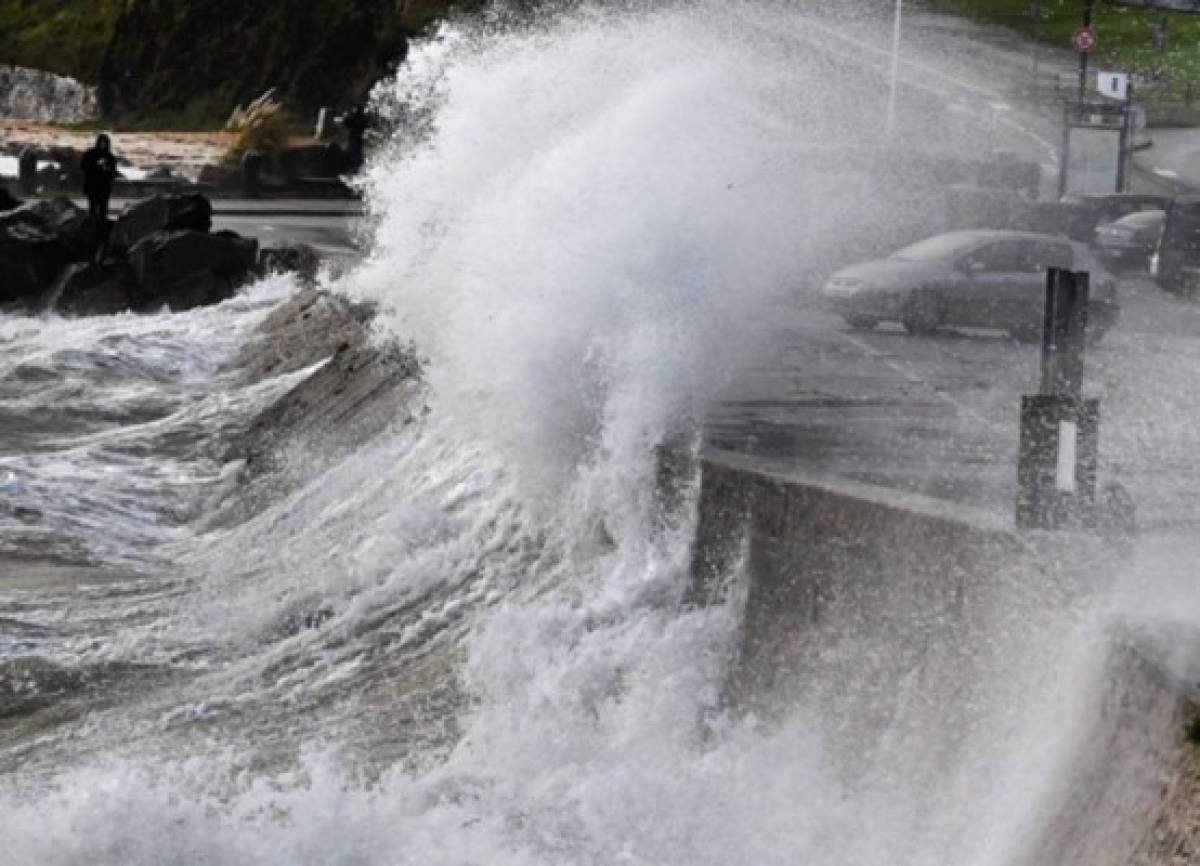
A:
[
  {"xmin": 241, "ymin": 150, "xmax": 262, "ymax": 198},
  {"xmin": 18, "ymin": 149, "xmax": 37, "ymax": 196}
]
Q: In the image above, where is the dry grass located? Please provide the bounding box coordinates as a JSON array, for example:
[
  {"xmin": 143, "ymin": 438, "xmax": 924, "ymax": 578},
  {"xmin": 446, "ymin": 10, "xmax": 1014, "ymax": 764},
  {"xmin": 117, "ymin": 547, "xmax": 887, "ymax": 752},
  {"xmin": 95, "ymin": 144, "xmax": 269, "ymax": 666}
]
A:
[{"xmin": 223, "ymin": 89, "xmax": 295, "ymax": 164}]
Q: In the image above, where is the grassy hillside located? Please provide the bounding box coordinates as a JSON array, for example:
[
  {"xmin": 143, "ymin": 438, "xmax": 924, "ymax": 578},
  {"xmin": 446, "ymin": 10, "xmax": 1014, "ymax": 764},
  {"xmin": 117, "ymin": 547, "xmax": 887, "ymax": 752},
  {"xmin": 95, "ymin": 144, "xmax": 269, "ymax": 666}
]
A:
[
  {"xmin": 926, "ymin": 0, "xmax": 1200, "ymax": 81},
  {"xmin": 0, "ymin": 0, "xmax": 469, "ymax": 127},
  {"xmin": 0, "ymin": 0, "xmax": 126, "ymax": 83}
]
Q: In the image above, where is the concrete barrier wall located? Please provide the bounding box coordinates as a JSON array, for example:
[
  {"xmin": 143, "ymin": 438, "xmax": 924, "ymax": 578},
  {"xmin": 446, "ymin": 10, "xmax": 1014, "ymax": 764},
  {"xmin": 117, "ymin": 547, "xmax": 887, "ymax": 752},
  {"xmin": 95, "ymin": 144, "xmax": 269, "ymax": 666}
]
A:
[
  {"xmin": 1021, "ymin": 636, "xmax": 1200, "ymax": 866},
  {"xmin": 681, "ymin": 447, "xmax": 1052, "ymax": 698},
  {"xmin": 675, "ymin": 447, "xmax": 1199, "ymax": 863}
]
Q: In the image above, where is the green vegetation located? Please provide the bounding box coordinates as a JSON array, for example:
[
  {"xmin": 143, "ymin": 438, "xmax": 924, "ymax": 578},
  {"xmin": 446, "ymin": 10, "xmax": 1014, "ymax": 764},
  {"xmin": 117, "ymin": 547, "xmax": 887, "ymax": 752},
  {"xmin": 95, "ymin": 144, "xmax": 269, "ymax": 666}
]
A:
[
  {"xmin": 224, "ymin": 90, "xmax": 296, "ymax": 163},
  {"xmin": 0, "ymin": 0, "xmax": 476, "ymax": 129},
  {"xmin": 926, "ymin": 0, "xmax": 1200, "ymax": 82},
  {"xmin": 0, "ymin": 0, "xmax": 125, "ymax": 83}
]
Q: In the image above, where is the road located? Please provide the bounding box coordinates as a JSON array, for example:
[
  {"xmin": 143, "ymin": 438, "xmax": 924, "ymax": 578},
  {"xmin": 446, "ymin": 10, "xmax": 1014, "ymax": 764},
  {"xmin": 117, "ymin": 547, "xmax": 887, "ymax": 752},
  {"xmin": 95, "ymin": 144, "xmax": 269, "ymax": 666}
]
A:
[
  {"xmin": 707, "ymin": 273, "xmax": 1200, "ymax": 532},
  {"xmin": 212, "ymin": 211, "xmax": 362, "ymax": 261}
]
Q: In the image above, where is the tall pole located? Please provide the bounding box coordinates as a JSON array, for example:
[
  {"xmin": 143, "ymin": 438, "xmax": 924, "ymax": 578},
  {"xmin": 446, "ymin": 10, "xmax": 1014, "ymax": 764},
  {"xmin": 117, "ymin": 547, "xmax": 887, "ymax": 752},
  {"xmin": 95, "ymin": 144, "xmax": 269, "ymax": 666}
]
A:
[
  {"xmin": 1078, "ymin": 0, "xmax": 1096, "ymax": 102},
  {"xmin": 1032, "ymin": 1, "xmax": 1043, "ymax": 87},
  {"xmin": 886, "ymin": 0, "xmax": 903, "ymax": 138}
]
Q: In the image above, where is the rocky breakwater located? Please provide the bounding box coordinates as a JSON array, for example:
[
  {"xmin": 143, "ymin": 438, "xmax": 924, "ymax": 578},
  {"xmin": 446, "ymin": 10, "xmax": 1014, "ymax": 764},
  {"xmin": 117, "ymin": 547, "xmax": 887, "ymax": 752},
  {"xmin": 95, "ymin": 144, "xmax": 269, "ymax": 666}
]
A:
[{"xmin": 0, "ymin": 192, "xmax": 311, "ymax": 316}]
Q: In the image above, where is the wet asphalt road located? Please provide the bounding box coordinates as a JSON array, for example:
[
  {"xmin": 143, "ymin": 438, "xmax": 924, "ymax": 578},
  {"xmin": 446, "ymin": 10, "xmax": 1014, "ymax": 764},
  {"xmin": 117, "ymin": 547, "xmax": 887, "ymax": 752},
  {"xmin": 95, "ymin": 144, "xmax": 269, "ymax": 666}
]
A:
[
  {"xmin": 707, "ymin": 275, "xmax": 1200, "ymax": 531},
  {"xmin": 213, "ymin": 211, "xmax": 363, "ymax": 261}
]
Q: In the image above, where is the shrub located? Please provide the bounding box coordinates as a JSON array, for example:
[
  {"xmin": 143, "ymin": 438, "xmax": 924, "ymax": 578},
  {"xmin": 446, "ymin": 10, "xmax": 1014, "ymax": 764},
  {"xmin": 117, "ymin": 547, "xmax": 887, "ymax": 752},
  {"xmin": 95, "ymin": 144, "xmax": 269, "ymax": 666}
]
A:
[{"xmin": 224, "ymin": 89, "xmax": 293, "ymax": 164}]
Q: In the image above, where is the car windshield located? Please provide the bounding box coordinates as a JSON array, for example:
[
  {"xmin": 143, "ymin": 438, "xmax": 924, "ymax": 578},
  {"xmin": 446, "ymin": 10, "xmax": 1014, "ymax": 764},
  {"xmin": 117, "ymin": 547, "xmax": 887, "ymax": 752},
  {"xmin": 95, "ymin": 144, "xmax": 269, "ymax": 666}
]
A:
[
  {"xmin": 890, "ymin": 234, "xmax": 980, "ymax": 263},
  {"xmin": 1116, "ymin": 210, "xmax": 1165, "ymax": 228}
]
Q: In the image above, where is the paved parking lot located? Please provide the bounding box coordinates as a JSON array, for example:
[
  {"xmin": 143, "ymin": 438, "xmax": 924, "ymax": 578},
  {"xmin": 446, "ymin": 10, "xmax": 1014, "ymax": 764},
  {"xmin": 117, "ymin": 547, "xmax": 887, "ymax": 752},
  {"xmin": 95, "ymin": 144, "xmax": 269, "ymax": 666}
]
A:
[{"xmin": 707, "ymin": 276, "xmax": 1200, "ymax": 531}]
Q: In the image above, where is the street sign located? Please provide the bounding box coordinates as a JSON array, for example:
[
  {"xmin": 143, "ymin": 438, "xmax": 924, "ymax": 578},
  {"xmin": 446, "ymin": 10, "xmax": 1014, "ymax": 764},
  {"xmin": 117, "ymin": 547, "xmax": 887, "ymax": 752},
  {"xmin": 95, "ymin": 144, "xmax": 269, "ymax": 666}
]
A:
[
  {"xmin": 1072, "ymin": 26, "xmax": 1099, "ymax": 54},
  {"xmin": 1096, "ymin": 70, "xmax": 1130, "ymax": 100}
]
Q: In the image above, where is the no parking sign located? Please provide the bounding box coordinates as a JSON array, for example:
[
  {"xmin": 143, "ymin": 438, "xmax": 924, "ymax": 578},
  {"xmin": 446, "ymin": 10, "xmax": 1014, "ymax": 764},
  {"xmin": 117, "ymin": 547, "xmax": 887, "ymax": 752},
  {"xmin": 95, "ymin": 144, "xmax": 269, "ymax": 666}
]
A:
[{"xmin": 1072, "ymin": 26, "xmax": 1099, "ymax": 54}]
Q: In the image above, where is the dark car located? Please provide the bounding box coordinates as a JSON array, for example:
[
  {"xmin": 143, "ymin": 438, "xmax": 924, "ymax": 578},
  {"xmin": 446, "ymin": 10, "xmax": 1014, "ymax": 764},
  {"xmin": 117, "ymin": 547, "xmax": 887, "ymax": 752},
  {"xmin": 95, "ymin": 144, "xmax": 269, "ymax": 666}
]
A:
[
  {"xmin": 1152, "ymin": 196, "xmax": 1200, "ymax": 295},
  {"xmin": 1059, "ymin": 192, "xmax": 1171, "ymax": 242},
  {"xmin": 822, "ymin": 230, "xmax": 1119, "ymax": 342},
  {"xmin": 1093, "ymin": 209, "xmax": 1165, "ymax": 272}
]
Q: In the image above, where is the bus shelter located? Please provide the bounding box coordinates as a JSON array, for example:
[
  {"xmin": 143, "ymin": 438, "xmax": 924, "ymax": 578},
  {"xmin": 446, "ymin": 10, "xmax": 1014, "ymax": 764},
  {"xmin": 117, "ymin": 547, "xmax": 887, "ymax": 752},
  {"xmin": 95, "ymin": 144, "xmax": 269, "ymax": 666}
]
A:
[{"xmin": 1058, "ymin": 101, "xmax": 1133, "ymax": 197}]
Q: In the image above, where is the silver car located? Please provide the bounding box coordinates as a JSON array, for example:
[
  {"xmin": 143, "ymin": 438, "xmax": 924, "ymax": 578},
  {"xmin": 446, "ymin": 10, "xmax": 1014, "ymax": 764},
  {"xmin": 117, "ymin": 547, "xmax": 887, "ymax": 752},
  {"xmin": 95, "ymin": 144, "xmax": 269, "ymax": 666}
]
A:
[
  {"xmin": 822, "ymin": 230, "xmax": 1119, "ymax": 342},
  {"xmin": 1094, "ymin": 209, "xmax": 1165, "ymax": 273}
]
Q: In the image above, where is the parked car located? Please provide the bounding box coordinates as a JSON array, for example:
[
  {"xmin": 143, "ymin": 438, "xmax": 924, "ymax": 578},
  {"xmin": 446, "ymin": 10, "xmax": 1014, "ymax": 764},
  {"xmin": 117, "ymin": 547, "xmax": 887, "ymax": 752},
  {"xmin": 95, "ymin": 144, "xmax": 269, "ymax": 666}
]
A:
[
  {"xmin": 1059, "ymin": 192, "xmax": 1171, "ymax": 242},
  {"xmin": 822, "ymin": 230, "xmax": 1119, "ymax": 342},
  {"xmin": 1093, "ymin": 209, "xmax": 1165, "ymax": 272},
  {"xmin": 1151, "ymin": 196, "xmax": 1200, "ymax": 295}
]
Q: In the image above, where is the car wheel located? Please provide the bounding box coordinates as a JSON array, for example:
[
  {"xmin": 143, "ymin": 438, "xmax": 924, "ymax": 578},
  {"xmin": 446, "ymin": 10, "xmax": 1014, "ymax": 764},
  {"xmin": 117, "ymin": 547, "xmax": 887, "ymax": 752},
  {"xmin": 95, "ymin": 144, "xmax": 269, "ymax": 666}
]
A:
[
  {"xmin": 844, "ymin": 315, "xmax": 878, "ymax": 331},
  {"xmin": 901, "ymin": 291, "xmax": 942, "ymax": 335}
]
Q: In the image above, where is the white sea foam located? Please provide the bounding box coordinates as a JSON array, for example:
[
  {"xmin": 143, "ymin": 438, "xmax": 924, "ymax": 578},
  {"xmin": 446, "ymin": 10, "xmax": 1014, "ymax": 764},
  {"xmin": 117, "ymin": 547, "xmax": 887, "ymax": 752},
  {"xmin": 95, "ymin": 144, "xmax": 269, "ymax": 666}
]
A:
[{"xmin": 1, "ymin": 3, "xmax": 1194, "ymax": 865}]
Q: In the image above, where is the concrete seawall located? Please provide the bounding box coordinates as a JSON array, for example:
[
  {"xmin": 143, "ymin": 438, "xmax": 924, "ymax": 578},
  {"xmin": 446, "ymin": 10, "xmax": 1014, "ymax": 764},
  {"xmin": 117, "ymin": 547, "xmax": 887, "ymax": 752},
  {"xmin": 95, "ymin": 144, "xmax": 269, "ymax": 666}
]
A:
[
  {"xmin": 678, "ymin": 447, "xmax": 1059, "ymax": 704},
  {"xmin": 675, "ymin": 447, "xmax": 1199, "ymax": 864},
  {"xmin": 1023, "ymin": 632, "xmax": 1200, "ymax": 866}
]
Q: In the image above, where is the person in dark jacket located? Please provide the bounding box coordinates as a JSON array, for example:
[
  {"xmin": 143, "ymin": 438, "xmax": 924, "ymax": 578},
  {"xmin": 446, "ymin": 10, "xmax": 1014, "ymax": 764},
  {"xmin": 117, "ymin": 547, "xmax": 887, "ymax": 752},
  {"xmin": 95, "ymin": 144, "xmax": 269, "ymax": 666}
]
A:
[
  {"xmin": 80, "ymin": 134, "xmax": 118, "ymax": 220},
  {"xmin": 342, "ymin": 104, "xmax": 369, "ymax": 173}
]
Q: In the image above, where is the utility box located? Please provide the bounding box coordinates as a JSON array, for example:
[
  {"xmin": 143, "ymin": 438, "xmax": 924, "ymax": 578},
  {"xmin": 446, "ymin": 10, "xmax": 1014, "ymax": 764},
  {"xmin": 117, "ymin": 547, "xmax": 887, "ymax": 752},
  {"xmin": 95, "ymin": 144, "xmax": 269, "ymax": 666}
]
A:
[{"xmin": 18, "ymin": 149, "xmax": 37, "ymax": 196}]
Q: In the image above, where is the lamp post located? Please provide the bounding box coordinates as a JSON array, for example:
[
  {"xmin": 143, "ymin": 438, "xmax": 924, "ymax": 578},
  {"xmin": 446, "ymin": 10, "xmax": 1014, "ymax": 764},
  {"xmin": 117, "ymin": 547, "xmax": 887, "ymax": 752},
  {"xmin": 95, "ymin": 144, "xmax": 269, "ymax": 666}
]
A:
[
  {"xmin": 886, "ymin": 0, "xmax": 903, "ymax": 138},
  {"xmin": 1078, "ymin": 0, "xmax": 1097, "ymax": 101},
  {"xmin": 1031, "ymin": 1, "xmax": 1046, "ymax": 86}
]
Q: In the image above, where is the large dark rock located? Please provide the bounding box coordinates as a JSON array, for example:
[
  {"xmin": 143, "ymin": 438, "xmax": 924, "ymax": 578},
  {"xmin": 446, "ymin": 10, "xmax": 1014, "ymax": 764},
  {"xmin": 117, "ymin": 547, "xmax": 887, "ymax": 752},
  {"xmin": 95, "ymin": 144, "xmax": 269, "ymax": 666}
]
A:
[
  {"xmin": 43, "ymin": 261, "xmax": 139, "ymax": 317},
  {"xmin": 139, "ymin": 269, "xmax": 239, "ymax": 313},
  {"xmin": 0, "ymin": 187, "xmax": 21, "ymax": 212},
  {"xmin": 128, "ymin": 229, "xmax": 258, "ymax": 293},
  {"xmin": 110, "ymin": 193, "xmax": 213, "ymax": 250},
  {"xmin": 0, "ymin": 198, "xmax": 91, "ymax": 305}
]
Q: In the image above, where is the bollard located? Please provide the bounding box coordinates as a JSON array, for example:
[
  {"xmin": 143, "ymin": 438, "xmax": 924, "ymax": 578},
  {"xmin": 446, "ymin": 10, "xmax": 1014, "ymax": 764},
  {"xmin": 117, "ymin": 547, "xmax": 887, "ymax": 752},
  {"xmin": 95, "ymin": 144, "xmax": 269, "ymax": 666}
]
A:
[
  {"xmin": 241, "ymin": 149, "xmax": 262, "ymax": 198},
  {"xmin": 1017, "ymin": 395, "xmax": 1100, "ymax": 530},
  {"xmin": 18, "ymin": 148, "xmax": 37, "ymax": 196},
  {"xmin": 1016, "ymin": 267, "xmax": 1100, "ymax": 530}
]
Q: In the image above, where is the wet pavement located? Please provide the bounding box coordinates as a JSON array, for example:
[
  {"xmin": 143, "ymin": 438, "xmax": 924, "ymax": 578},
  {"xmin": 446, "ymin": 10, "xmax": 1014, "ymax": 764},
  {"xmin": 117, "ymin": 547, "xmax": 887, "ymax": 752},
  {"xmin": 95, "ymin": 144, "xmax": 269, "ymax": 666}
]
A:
[
  {"xmin": 707, "ymin": 275, "xmax": 1200, "ymax": 533},
  {"xmin": 212, "ymin": 210, "xmax": 362, "ymax": 260}
]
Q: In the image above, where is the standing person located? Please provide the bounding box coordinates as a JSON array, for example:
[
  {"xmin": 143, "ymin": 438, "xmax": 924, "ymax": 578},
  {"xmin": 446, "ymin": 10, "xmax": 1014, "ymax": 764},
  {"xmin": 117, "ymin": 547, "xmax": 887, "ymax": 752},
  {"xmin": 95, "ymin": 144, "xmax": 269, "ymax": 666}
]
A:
[
  {"xmin": 80, "ymin": 134, "xmax": 118, "ymax": 220},
  {"xmin": 342, "ymin": 104, "xmax": 369, "ymax": 173}
]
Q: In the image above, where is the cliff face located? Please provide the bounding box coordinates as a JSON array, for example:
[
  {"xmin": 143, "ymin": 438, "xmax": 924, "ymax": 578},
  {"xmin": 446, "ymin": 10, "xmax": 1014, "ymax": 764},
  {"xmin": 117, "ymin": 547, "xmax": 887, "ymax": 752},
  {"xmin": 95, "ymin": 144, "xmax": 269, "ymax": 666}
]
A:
[{"xmin": 0, "ymin": 0, "xmax": 466, "ymax": 125}]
